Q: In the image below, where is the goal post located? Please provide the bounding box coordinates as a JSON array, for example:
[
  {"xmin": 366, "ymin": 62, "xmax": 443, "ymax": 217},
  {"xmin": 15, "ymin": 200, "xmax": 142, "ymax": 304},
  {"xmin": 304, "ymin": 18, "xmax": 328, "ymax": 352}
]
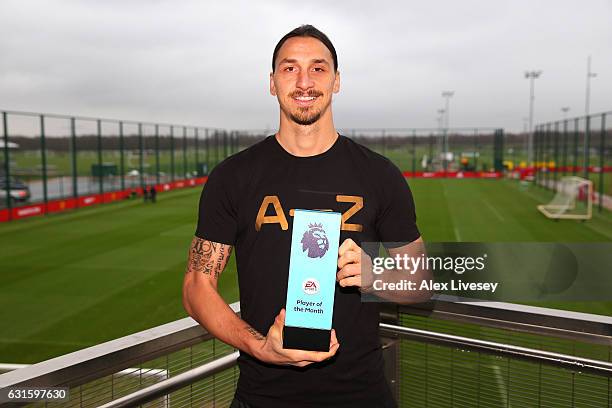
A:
[{"xmin": 537, "ymin": 176, "xmax": 593, "ymax": 220}]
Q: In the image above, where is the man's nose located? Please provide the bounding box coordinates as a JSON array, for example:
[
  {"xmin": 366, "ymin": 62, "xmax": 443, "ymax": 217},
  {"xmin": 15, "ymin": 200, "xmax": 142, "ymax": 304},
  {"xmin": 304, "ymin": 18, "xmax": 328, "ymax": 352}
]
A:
[{"xmin": 296, "ymin": 70, "xmax": 314, "ymax": 90}]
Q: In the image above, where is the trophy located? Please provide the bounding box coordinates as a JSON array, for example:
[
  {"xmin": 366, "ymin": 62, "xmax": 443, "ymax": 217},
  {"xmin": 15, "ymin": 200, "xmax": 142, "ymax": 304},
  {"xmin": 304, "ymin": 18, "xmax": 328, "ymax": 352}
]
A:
[{"xmin": 283, "ymin": 209, "xmax": 342, "ymax": 351}]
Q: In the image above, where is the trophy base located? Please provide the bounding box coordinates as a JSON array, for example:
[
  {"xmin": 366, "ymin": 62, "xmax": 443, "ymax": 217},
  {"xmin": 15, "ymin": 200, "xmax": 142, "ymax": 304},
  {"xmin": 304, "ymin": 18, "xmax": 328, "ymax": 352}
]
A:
[{"xmin": 283, "ymin": 326, "xmax": 330, "ymax": 352}]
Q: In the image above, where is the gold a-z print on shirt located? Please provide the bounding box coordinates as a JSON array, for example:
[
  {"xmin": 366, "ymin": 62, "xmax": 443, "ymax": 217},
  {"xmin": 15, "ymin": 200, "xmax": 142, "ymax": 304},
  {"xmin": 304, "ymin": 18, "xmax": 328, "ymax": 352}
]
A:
[{"xmin": 195, "ymin": 134, "xmax": 419, "ymax": 408}]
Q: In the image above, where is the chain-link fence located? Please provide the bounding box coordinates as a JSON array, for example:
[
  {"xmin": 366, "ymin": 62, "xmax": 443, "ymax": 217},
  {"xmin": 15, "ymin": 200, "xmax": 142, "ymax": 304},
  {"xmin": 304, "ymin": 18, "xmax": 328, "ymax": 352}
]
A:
[
  {"xmin": 535, "ymin": 111, "xmax": 612, "ymax": 211},
  {"xmin": 233, "ymin": 128, "xmax": 508, "ymax": 174},
  {"xmin": 0, "ymin": 111, "xmax": 243, "ymax": 217},
  {"xmin": 2, "ymin": 109, "xmax": 516, "ymax": 221}
]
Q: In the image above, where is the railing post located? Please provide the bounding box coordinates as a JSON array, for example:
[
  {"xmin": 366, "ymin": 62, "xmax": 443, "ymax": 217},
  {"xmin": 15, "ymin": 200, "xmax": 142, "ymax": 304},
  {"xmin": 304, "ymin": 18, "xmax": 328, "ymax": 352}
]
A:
[
  {"xmin": 195, "ymin": 128, "xmax": 199, "ymax": 175},
  {"xmin": 217, "ymin": 130, "xmax": 221, "ymax": 165},
  {"xmin": 545, "ymin": 123, "xmax": 551, "ymax": 189},
  {"xmin": 474, "ymin": 129, "xmax": 479, "ymax": 172},
  {"xmin": 205, "ymin": 128, "xmax": 210, "ymax": 170},
  {"xmin": 538, "ymin": 125, "xmax": 543, "ymax": 184},
  {"xmin": 527, "ymin": 125, "xmax": 540, "ymax": 186},
  {"xmin": 527, "ymin": 125, "xmax": 542, "ymax": 186},
  {"xmin": 573, "ymin": 118, "xmax": 579, "ymax": 175},
  {"xmin": 138, "ymin": 123, "xmax": 144, "ymax": 188},
  {"xmin": 562, "ymin": 118, "xmax": 568, "ymax": 177},
  {"xmin": 155, "ymin": 124, "xmax": 160, "ymax": 185},
  {"xmin": 96, "ymin": 119, "xmax": 103, "ymax": 198},
  {"xmin": 412, "ymin": 130, "xmax": 416, "ymax": 175},
  {"xmin": 493, "ymin": 129, "xmax": 504, "ymax": 172},
  {"xmin": 382, "ymin": 128, "xmax": 386, "ymax": 158},
  {"xmin": 223, "ymin": 130, "xmax": 228, "ymax": 160},
  {"xmin": 583, "ymin": 114, "xmax": 591, "ymax": 180},
  {"xmin": 428, "ymin": 133, "xmax": 433, "ymax": 171},
  {"xmin": 553, "ymin": 122, "xmax": 560, "ymax": 189},
  {"xmin": 598, "ymin": 113, "xmax": 606, "ymax": 212},
  {"xmin": 70, "ymin": 117, "xmax": 78, "ymax": 201},
  {"xmin": 182, "ymin": 126, "xmax": 187, "ymax": 179},
  {"xmin": 2, "ymin": 112, "xmax": 12, "ymax": 217},
  {"xmin": 40, "ymin": 114, "xmax": 48, "ymax": 213},
  {"xmin": 119, "ymin": 121, "xmax": 125, "ymax": 191},
  {"xmin": 170, "ymin": 126, "xmax": 175, "ymax": 182}
]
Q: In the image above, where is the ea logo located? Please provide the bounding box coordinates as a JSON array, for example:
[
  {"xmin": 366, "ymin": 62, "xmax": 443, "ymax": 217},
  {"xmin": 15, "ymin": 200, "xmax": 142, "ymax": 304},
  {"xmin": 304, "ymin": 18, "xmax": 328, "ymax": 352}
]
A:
[
  {"xmin": 301, "ymin": 222, "xmax": 329, "ymax": 258},
  {"xmin": 302, "ymin": 278, "xmax": 320, "ymax": 295}
]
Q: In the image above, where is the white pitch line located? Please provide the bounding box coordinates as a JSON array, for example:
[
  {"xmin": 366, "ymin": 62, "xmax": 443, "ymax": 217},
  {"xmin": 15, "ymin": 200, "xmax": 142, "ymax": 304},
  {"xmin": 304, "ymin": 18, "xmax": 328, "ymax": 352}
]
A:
[
  {"xmin": 453, "ymin": 225, "xmax": 462, "ymax": 241},
  {"xmin": 483, "ymin": 199, "xmax": 505, "ymax": 222},
  {"xmin": 442, "ymin": 182, "xmax": 463, "ymax": 242},
  {"xmin": 492, "ymin": 364, "xmax": 512, "ymax": 408}
]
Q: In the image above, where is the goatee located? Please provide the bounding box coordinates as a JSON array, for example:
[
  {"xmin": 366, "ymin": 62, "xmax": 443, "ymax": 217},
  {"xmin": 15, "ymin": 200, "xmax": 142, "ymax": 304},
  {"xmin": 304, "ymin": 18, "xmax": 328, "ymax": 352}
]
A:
[{"xmin": 290, "ymin": 108, "xmax": 322, "ymax": 126}]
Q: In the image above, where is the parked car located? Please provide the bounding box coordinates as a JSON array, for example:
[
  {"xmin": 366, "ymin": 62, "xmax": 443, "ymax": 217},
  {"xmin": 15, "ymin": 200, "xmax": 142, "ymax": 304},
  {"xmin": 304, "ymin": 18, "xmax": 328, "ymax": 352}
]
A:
[{"xmin": 0, "ymin": 176, "xmax": 31, "ymax": 204}]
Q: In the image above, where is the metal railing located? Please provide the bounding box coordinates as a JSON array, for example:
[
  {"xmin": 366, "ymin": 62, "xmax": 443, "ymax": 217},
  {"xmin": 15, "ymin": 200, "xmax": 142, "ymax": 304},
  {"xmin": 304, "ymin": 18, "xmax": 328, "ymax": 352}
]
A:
[
  {"xmin": 0, "ymin": 303, "xmax": 241, "ymax": 407},
  {"xmin": 1, "ymin": 296, "xmax": 611, "ymax": 407},
  {"xmin": 393, "ymin": 296, "xmax": 612, "ymax": 407}
]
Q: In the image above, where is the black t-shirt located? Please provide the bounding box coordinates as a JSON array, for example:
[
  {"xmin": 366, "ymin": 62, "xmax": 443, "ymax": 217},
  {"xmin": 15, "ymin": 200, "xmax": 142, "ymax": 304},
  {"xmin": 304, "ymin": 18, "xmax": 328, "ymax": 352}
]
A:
[{"xmin": 195, "ymin": 134, "xmax": 420, "ymax": 408}]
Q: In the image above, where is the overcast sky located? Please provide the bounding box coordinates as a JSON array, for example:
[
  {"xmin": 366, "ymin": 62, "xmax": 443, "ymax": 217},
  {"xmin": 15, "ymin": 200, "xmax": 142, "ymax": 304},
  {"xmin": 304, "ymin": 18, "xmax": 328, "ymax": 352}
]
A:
[{"xmin": 1, "ymin": 0, "xmax": 610, "ymax": 133}]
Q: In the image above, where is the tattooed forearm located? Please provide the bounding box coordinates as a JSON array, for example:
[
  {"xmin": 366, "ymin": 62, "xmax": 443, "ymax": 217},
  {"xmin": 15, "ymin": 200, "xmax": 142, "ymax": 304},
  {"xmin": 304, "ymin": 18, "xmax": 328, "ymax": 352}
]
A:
[
  {"xmin": 246, "ymin": 326, "xmax": 266, "ymax": 341},
  {"xmin": 214, "ymin": 245, "xmax": 232, "ymax": 279},
  {"xmin": 186, "ymin": 237, "xmax": 232, "ymax": 278}
]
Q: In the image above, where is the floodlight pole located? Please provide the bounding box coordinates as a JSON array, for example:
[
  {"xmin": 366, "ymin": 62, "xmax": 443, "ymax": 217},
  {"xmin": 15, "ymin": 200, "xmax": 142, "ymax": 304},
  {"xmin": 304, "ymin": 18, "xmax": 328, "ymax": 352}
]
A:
[
  {"xmin": 437, "ymin": 109, "xmax": 445, "ymax": 130},
  {"xmin": 437, "ymin": 108, "xmax": 445, "ymax": 154},
  {"xmin": 585, "ymin": 55, "xmax": 597, "ymax": 117},
  {"xmin": 441, "ymin": 91, "xmax": 454, "ymax": 170},
  {"xmin": 525, "ymin": 70, "xmax": 542, "ymax": 165},
  {"xmin": 561, "ymin": 107, "xmax": 570, "ymax": 121}
]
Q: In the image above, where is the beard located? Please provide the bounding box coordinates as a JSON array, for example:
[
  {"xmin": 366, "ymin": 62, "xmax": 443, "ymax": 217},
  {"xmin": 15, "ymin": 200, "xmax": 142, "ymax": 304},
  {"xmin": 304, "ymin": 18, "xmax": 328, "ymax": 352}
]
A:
[
  {"xmin": 286, "ymin": 90, "xmax": 325, "ymax": 126},
  {"xmin": 289, "ymin": 107, "xmax": 323, "ymax": 126}
]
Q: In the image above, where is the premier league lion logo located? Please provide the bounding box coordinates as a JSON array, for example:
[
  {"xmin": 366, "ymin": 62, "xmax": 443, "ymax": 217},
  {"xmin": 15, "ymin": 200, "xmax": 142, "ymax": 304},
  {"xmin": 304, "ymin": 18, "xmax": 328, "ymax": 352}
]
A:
[{"xmin": 301, "ymin": 222, "xmax": 329, "ymax": 258}]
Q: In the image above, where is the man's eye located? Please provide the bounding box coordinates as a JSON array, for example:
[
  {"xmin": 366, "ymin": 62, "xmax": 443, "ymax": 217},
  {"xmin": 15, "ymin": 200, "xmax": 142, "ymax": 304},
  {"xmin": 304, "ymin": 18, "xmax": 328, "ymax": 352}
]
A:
[
  {"xmin": 313, "ymin": 67, "xmax": 324, "ymax": 72},
  {"xmin": 285, "ymin": 66, "xmax": 295, "ymax": 72}
]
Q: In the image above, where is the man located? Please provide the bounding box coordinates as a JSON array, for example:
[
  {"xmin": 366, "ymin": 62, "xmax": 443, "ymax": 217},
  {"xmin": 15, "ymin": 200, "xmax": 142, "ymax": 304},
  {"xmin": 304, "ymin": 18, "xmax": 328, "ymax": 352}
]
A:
[
  {"xmin": 183, "ymin": 25, "xmax": 429, "ymax": 408},
  {"xmin": 149, "ymin": 184, "xmax": 157, "ymax": 203}
]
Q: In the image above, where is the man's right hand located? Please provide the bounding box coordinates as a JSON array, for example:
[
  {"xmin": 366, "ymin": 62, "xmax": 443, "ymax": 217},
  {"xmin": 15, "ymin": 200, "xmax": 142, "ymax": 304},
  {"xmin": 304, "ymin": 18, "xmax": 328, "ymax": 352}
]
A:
[{"xmin": 253, "ymin": 308, "xmax": 340, "ymax": 367}]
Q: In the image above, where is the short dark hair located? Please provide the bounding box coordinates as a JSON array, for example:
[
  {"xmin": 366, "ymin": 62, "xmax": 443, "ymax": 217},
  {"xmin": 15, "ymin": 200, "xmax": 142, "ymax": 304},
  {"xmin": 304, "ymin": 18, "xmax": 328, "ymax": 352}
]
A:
[{"xmin": 272, "ymin": 25, "xmax": 338, "ymax": 73}]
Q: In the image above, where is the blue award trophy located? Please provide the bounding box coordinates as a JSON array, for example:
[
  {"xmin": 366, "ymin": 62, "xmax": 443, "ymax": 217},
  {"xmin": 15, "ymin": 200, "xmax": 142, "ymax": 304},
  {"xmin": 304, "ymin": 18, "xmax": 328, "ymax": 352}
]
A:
[{"xmin": 283, "ymin": 209, "xmax": 342, "ymax": 351}]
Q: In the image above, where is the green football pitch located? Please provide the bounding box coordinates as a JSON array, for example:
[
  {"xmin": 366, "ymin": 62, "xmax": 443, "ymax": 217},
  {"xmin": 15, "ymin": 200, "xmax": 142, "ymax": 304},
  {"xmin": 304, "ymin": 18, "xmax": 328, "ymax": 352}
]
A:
[{"xmin": 1, "ymin": 178, "xmax": 611, "ymax": 365}]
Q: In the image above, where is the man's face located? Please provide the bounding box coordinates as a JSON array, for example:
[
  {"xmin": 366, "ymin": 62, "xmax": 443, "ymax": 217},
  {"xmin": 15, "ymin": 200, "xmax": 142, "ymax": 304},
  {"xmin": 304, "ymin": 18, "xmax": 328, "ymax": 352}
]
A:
[{"xmin": 270, "ymin": 36, "xmax": 340, "ymax": 126}]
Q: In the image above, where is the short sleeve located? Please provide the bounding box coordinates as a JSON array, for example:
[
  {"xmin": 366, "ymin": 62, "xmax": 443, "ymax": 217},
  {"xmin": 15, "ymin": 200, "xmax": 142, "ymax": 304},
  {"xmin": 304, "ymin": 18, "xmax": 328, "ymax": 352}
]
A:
[
  {"xmin": 375, "ymin": 161, "xmax": 420, "ymax": 246},
  {"xmin": 194, "ymin": 163, "xmax": 238, "ymax": 245}
]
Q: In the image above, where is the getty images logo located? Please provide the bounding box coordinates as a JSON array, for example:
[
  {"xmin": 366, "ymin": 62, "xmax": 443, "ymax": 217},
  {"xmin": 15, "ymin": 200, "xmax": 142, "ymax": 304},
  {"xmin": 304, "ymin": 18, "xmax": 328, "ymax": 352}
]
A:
[
  {"xmin": 302, "ymin": 278, "xmax": 320, "ymax": 295},
  {"xmin": 301, "ymin": 222, "xmax": 329, "ymax": 258}
]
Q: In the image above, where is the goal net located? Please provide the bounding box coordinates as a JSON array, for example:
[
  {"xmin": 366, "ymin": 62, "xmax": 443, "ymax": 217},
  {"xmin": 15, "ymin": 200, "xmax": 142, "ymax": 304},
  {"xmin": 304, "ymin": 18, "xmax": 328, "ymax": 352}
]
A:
[{"xmin": 537, "ymin": 176, "xmax": 592, "ymax": 220}]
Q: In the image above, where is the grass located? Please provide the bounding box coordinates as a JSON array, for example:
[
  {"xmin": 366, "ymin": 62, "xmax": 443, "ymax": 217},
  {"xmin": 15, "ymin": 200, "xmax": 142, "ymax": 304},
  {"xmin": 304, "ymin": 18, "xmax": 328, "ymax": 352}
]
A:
[
  {"xmin": 0, "ymin": 187, "xmax": 238, "ymax": 363},
  {"xmin": 7, "ymin": 148, "xmax": 231, "ymax": 180},
  {"xmin": 1, "ymin": 178, "xmax": 611, "ymax": 366}
]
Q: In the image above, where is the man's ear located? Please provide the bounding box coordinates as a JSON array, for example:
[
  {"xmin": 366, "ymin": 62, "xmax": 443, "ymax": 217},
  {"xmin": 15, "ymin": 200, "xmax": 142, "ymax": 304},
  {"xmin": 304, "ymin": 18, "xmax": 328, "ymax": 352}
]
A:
[
  {"xmin": 270, "ymin": 72, "xmax": 277, "ymax": 96},
  {"xmin": 333, "ymin": 70, "xmax": 340, "ymax": 94}
]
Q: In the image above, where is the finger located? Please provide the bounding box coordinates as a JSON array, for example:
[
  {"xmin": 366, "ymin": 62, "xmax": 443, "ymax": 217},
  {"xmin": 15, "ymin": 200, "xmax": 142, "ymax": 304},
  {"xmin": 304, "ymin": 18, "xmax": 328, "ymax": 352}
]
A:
[
  {"xmin": 339, "ymin": 275, "xmax": 361, "ymax": 288},
  {"xmin": 328, "ymin": 341, "xmax": 340, "ymax": 356},
  {"xmin": 330, "ymin": 329, "xmax": 339, "ymax": 347},
  {"xmin": 337, "ymin": 264, "xmax": 360, "ymax": 281},
  {"xmin": 337, "ymin": 249, "xmax": 361, "ymax": 269},
  {"xmin": 274, "ymin": 308, "xmax": 286, "ymax": 327},
  {"xmin": 310, "ymin": 342, "xmax": 341, "ymax": 362},
  {"xmin": 285, "ymin": 347, "xmax": 333, "ymax": 362},
  {"xmin": 338, "ymin": 238, "xmax": 357, "ymax": 256},
  {"xmin": 286, "ymin": 341, "xmax": 341, "ymax": 364}
]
